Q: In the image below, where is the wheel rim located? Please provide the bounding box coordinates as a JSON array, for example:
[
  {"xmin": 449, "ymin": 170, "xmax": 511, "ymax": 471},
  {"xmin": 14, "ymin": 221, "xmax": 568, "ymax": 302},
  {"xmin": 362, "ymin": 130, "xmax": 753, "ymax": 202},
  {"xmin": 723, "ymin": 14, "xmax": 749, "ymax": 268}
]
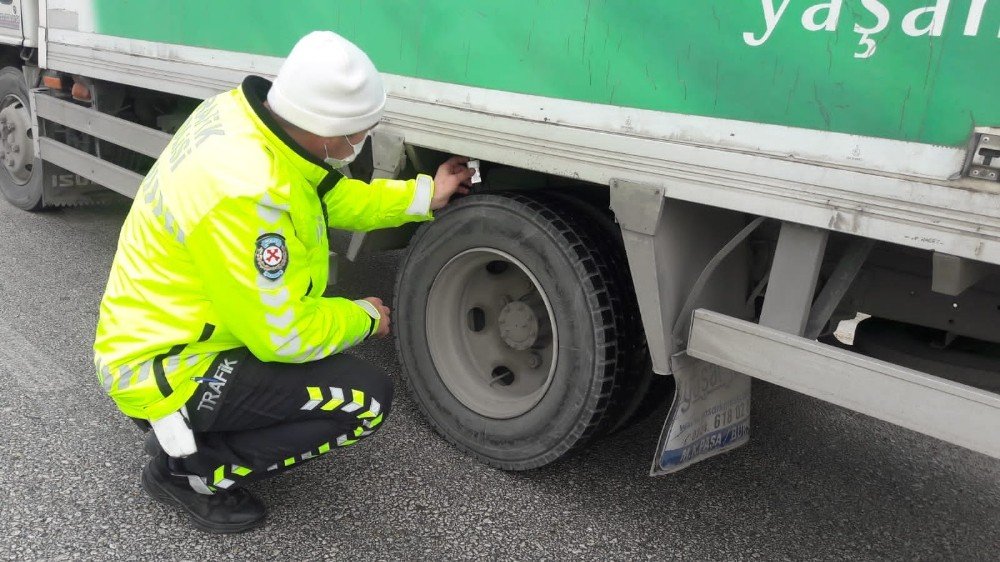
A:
[
  {"xmin": 426, "ymin": 248, "xmax": 559, "ymax": 419},
  {"xmin": 0, "ymin": 93, "xmax": 35, "ymax": 186}
]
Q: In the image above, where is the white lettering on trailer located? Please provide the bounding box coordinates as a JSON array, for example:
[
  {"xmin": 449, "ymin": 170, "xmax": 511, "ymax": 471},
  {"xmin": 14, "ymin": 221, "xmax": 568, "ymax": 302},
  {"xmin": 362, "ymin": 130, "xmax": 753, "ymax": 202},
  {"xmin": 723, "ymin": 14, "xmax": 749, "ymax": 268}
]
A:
[{"xmin": 744, "ymin": 0, "xmax": 998, "ymax": 59}]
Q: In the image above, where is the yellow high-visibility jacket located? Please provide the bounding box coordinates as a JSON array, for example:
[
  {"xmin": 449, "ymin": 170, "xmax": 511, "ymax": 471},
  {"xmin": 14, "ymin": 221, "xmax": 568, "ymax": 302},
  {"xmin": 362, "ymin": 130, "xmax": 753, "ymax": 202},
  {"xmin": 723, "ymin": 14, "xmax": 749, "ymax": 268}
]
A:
[{"xmin": 94, "ymin": 76, "xmax": 434, "ymax": 420}]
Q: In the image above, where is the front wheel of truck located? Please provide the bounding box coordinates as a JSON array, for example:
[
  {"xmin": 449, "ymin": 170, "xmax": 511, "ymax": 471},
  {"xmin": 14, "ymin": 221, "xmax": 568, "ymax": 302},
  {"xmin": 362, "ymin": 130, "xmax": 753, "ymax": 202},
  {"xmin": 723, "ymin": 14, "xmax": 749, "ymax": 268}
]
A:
[
  {"xmin": 0, "ymin": 67, "xmax": 44, "ymax": 211},
  {"xmin": 395, "ymin": 193, "xmax": 624, "ymax": 470}
]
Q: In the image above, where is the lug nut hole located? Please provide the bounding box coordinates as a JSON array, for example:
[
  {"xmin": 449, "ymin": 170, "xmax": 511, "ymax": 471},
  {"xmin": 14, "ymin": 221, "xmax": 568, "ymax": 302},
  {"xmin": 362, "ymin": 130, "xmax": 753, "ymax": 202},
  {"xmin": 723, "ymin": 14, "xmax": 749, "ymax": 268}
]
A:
[
  {"xmin": 467, "ymin": 307, "xmax": 486, "ymax": 332},
  {"xmin": 491, "ymin": 366, "xmax": 515, "ymax": 386}
]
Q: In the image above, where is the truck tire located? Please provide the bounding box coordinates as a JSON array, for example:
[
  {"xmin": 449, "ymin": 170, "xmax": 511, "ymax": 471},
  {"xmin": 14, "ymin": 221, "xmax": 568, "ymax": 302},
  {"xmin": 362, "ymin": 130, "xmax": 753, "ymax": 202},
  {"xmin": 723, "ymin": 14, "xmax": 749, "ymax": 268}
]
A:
[
  {"xmin": 394, "ymin": 193, "xmax": 622, "ymax": 470},
  {"xmin": 0, "ymin": 67, "xmax": 44, "ymax": 211},
  {"xmin": 535, "ymin": 191, "xmax": 672, "ymax": 434}
]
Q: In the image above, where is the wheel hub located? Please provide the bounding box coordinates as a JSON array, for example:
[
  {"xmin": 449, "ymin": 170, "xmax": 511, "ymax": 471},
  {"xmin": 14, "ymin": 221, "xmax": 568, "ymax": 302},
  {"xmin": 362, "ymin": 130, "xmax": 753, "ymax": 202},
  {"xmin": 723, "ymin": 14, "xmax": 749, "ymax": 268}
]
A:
[
  {"xmin": 498, "ymin": 300, "xmax": 540, "ymax": 350},
  {"xmin": 0, "ymin": 97, "xmax": 34, "ymax": 186},
  {"xmin": 426, "ymin": 249, "xmax": 559, "ymax": 420}
]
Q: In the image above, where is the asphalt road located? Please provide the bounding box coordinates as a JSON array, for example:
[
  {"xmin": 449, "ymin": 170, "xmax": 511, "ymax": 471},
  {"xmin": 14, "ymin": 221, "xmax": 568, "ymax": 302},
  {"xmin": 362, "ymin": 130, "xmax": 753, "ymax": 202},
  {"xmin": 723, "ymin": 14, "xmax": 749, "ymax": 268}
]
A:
[{"xmin": 1, "ymin": 197, "xmax": 998, "ymax": 561}]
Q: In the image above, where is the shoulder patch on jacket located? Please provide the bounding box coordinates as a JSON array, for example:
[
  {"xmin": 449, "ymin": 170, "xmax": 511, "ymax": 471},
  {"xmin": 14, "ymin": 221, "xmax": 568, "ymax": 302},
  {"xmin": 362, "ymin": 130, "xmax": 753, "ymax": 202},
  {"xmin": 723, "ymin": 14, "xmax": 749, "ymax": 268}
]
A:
[{"xmin": 255, "ymin": 233, "xmax": 288, "ymax": 280}]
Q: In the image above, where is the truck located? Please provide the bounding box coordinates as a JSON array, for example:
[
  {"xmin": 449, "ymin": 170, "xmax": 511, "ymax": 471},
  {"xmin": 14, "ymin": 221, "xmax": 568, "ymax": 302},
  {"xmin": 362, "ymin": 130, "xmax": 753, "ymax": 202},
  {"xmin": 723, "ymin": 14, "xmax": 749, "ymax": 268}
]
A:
[{"xmin": 1, "ymin": 0, "xmax": 998, "ymax": 474}]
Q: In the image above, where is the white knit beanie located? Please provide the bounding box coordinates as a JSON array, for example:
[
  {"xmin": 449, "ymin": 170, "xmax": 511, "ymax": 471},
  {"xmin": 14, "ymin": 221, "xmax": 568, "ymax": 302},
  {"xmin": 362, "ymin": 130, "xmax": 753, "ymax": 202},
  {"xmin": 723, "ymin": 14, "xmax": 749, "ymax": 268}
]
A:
[{"xmin": 267, "ymin": 31, "xmax": 386, "ymax": 137}]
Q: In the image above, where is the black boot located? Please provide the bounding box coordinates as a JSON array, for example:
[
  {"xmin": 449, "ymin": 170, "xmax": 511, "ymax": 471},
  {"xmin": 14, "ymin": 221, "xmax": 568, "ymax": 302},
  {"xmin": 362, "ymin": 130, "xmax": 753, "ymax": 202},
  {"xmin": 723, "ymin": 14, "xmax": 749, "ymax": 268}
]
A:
[{"xmin": 141, "ymin": 454, "xmax": 266, "ymax": 533}]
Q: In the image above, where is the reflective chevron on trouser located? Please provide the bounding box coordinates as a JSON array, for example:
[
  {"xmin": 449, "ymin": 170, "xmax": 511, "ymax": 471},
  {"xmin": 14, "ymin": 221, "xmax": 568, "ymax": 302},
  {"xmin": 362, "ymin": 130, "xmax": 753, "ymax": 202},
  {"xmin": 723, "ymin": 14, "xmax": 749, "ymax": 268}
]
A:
[
  {"xmin": 300, "ymin": 386, "xmax": 324, "ymax": 410},
  {"xmin": 210, "ymin": 464, "xmax": 253, "ymax": 490},
  {"xmin": 300, "ymin": 386, "xmax": 374, "ymax": 413},
  {"xmin": 359, "ymin": 398, "xmax": 381, "ymax": 420},
  {"xmin": 299, "ymin": 387, "xmax": 385, "ymax": 421},
  {"xmin": 341, "ymin": 389, "xmax": 365, "ymax": 413},
  {"xmin": 321, "ymin": 387, "xmax": 346, "ymax": 411},
  {"xmin": 262, "ymin": 428, "xmax": 376, "ymax": 472},
  {"xmin": 363, "ymin": 413, "xmax": 384, "ymax": 430},
  {"xmin": 268, "ymin": 386, "xmax": 389, "ymax": 473},
  {"xmin": 336, "ymin": 434, "xmax": 357, "ymax": 447}
]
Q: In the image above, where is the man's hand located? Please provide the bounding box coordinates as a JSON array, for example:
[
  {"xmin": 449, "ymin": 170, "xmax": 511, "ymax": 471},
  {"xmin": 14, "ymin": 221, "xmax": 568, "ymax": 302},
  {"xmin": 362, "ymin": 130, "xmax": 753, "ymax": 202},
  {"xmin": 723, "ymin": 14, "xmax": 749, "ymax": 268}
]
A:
[
  {"xmin": 431, "ymin": 156, "xmax": 474, "ymax": 210},
  {"xmin": 361, "ymin": 296, "xmax": 392, "ymax": 338}
]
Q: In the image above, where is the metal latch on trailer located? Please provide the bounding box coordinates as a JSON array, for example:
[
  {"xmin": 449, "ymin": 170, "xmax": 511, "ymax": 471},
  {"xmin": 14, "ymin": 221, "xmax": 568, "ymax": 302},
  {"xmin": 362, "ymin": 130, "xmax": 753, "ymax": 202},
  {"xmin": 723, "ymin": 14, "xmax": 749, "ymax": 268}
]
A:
[{"xmin": 965, "ymin": 130, "xmax": 1000, "ymax": 183}]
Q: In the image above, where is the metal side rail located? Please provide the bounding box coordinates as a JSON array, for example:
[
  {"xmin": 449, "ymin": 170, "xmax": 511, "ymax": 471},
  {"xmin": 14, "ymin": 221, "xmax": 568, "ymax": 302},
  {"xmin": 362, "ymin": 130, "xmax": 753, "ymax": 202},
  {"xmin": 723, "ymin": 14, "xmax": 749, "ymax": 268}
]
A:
[
  {"xmin": 686, "ymin": 309, "xmax": 1000, "ymax": 460},
  {"xmin": 37, "ymin": 138, "xmax": 143, "ymax": 198},
  {"xmin": 31, "ymin": 90, "xmax": 173, "ymax": 199}
]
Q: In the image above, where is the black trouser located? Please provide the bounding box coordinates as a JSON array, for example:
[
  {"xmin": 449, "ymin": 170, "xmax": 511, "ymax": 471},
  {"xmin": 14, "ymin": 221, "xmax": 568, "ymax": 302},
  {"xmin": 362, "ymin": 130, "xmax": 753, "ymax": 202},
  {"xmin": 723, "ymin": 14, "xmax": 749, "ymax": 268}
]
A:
[{"xmin": 173, "ymin": 348, "xmax": 393, "ymax": 493}]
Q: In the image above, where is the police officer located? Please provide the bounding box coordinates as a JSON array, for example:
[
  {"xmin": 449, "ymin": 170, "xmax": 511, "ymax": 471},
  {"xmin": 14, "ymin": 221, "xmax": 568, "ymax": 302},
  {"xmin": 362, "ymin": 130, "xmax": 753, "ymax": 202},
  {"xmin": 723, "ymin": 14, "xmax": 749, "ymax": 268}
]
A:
[{"xmin": 93, "ymin": 31, "xmax": 474, "ymax": 533}]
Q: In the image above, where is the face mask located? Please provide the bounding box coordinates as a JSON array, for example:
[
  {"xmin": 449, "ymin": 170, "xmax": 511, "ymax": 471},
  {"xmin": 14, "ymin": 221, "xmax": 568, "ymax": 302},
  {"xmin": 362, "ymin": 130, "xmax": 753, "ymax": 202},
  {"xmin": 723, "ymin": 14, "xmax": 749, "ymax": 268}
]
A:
[{"xmin": 324, "ymin": 133, "xmax": 369, "ymax": 169}]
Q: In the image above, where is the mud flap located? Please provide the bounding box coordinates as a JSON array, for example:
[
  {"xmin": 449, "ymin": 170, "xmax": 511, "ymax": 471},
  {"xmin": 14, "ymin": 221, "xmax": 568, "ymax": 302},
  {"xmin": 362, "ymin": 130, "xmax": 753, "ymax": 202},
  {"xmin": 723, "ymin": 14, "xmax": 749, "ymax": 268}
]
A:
[
  {"xmin": 650, "ymin": 353, "xmax": 751, "ymax": 475},
  {"xmin": 42, "ymin": 163, "xmax": 124, "ymax": 207}
]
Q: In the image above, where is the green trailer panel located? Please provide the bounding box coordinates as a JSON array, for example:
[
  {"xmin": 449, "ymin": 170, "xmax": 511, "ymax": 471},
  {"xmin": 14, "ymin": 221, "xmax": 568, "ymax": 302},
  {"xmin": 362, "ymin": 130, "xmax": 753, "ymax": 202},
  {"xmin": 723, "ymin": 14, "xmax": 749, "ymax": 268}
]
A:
[{"xmin": 91, "ymin": 0, "xmax": 998, "ymax": 147}]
